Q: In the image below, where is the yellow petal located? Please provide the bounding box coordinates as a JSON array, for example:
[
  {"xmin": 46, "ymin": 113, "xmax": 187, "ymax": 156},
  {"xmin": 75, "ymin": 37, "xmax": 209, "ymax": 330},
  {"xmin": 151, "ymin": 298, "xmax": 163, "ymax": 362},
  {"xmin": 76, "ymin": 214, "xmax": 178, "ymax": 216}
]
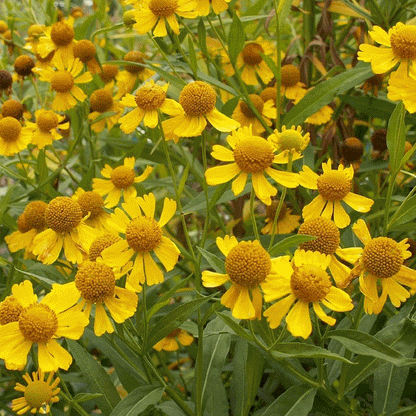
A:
[
  {"xmin": 286, "ymin": 300, "xmax": 312, "ymax": 339},
  {"xmin": 352, "ymin": 219, "xmax": 372, "ymax": 244},
  {"xmin": 343, "ymin": 192, "xmax": 374, "ymax": 213},
  {"xmin": 216, "ymin": 235, "xmax": 238, "ymax": 256},
  {"xmin": 231, "ymin": 286, "xmax": 256, "ymax": 319},
  {"xmin": 313, "ymin": 302, "xmax": 336, "ymax": 326},
  {"xmin": 252, "ymin": 172, "xmax": 277, "ymax": 206},
  {"xmin": 159, "ymin": 198, "xmax": 176, "ymax": 227},
  {"xmin": 205, "ymin": 163, "xmax": 240, "ymax": 186},
  {"xmin": 153, "ymin": 236, "xmax": 180, "ymax": 271},
  {"xmin": 94, "ymin": 303, "xmax": 114, "ymax": 336},
  {"xmin": 206, "ymin": 108, "xmax": 240, "ymax": 132},
  {"xmin": 202, "ymin": 271, "xmax": 229, "ymax": 287},
  {"xmin": 333, "ymin": 201, "xmax": 351, "ymax": 228},
  {"xmin": 264, "ymin": 294, "xmax": 296, "ymax": 329},
  {"xmin": 302, "ymin": 195, "xmax": 326, "ymax": 221},
  {"xmin": 143, "ymin": 252, "xmax": 164, "ymax": 285},
  {"xmin": 12, "ymin": 280, "xmax": 37, "ymax": 308},
  {"xmin": 232, "ymin": 171, "xmax": 248, "ymax": 196},
  {"xmin": 322, "ymin": 286, "xmax": 353, "ymax": 312}
]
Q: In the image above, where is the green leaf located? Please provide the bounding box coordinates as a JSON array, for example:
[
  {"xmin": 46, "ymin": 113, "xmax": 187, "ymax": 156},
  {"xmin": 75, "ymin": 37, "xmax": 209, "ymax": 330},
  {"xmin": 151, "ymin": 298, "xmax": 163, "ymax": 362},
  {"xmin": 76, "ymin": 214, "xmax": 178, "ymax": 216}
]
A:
[
  {"xmin": 216, "ymin": 312, "xmax": 255, "ymax": 343},
  {"xmin": 283, "ymin": 64, "xmax": 373, "ymax": 127},
  {"xmin": 109, "ymin": 385, "xmax": 165, "ymax": 416},
  {"xmin": 187, "ymin": 35, "xmax": 197, "ymax": 76},
  {"xmin": 72, "ymin": 393, "xmax": 103, "ymax": 403},
  {"xmin": 388, "ymin": 195, "xmax": 416, "ymax": 229},
  {"xmin": 337, "ymin": 0, "xmax": 374, "ymax": 21},
  {"xmin": 198, "ymin": 19, "xmax": 207, "ymax": 57},
  {"xmin": 196, "ymin": 246, "xmax": 225, "ymax": 274},
  {"xmin": 228, "ymin": 13, "xmax": 245, "ymax": 65},
  {"xmin": 387, "ymin": 101, "xmax": 406, "ymax": 175},
  {"xmin": 269, "ymin": 234, "xmax": 316, "ymax": 256},
  {"xmin": 68, "ymin": 340, "xmax": 121, "ymax": 415}
]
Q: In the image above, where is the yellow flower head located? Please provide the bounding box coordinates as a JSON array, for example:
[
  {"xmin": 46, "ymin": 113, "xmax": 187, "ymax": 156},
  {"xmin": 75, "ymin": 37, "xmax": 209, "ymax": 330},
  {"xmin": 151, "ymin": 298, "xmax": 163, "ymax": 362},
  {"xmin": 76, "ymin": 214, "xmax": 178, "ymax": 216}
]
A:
[
  {"xmin": 387, "ymin": 63, "xmax": 416, "ymax": 113},
  {"xmin": 88, "ymin": 233, "xmax": 122, "ymax": 261},
  {"xmin": 205, "ymin": 125, "xmax": 299, "ymax": 205},
  {"xmin": 153, "ymin": 328, "xmax": 194, "ymax": 351},
  {"xmin": 73, "ymin": 39, "xmax": 101, "ymax": 74},
  {"xmin": 0, "ymin": 280, "xmax": 88, "ymax": 371},
  {"xmin": 299, "ymin": 159, "xmax": 374, "ymax": 228},
  {"xmin": 263, "ymin": 250, "xmax": 353, "ymax": 339},
  {"xmin": 280, "ymin": 64, "xmax": 306, "ymax": 100},
  {"xmin": 202, "ymin": 236, "xmax": 275, "ymax": 320},
  {"xmin": 92, "ymin": 157, "xmax": 153, "ymax": 208},
  {"xmin": 12, "ymin": 369, "xmax": 60, "ymax": 415},
  {"xmin": 261, "ymin": 199, "xmax": 301, "ymax": 235},
  {"xmin": 0, "ymin": 116, "xmax": 32, "ymax": 156}
]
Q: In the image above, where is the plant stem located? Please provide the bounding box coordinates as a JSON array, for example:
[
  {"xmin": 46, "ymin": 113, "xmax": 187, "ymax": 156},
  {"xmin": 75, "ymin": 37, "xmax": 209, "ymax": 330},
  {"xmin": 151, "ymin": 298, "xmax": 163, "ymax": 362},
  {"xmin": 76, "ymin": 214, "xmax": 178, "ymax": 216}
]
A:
[{"xmin": 250, "ymin": 187, "xmax": 260, "ymax": 240}]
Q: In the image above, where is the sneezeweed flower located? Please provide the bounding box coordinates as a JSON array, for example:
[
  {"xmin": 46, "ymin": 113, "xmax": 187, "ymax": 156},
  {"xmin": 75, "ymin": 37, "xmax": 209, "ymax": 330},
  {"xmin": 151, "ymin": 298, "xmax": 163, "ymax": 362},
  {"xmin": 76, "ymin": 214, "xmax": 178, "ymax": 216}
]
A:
[
  {"xmin": 202, "ymin": 237, "xmax": 275, "ymax": 319},
  {"xmin": 153, "ymin": 328, "xmax": 194, "ymax": 351},
  {"xmin": 162, "ymin": 81, "xmax": 240, "ymax": 140},
  {"xmin": 0, "ymin": 280, "xmax": 88, "ymax": 371},
  {"xmin": 350, "ymin": 220, "xmax": 416, "ymax": 314},
  {"xmin": 100, "ymin": 63, "xmax": 119, "ymax": 85},
  {"xmin": 12, "ymin": 369, "xmax": 60, "ymax": 415},
  {"xmin": 262, "ymin": 250, "xmax": 354, "ymax": 338},
  {"xmin": 0, "ymin": 116, "xmax": 32, "ymax": 156},
  {"xmin": 387, "ymin": 64, "xmax": 416, "ymax": 113},
  {"xmin": 1, "ymin": 99, "xmax": 24, "ymax": 119},
  {"xmin": 73, "ymin": 39, "xmax": 101, "ymax": 74},
  {"xmin": 299, "ymin": 159, "xmax": 374, "ymax": 228},
  {"xmin": 0, "ymin": 69, "xmax": 13, "ymax": 94},
  {"xmin": 280, "ymin": 64, "xmax": 306, "ymax": 100},
  {"xmin": 34, "ymin": 56, "xmax": 92, "ymax": 112},
  {"xmin": 88, "ymin": 233, "xmax": 122, "ymax": 261},
  {"xmin": 261, "ymin": 200, "xmax": 301, "ymax": 235},
  {"xmin": 0, "ymin": 295, "xmax": 24, "ymax": 325},
  {"xmin": 260, "ymin": 87, "xmax": 277, "ymax": 106},
  {"xmin": 205, "ymin": 126, "xmax": 299, "ymax": 205},
  {"xmin": 101, "ymin": 193, "xmax": 180, "ymax": 289},
  {"xmin": 31, "ymin": 196, "xmax": 100, "ymax": 264},
  {"xmin": 119, "ymin": 80, "xmax": 182, "ymax": 132},
  {"xmin": 92, "ymin": 157, "xmax": 153, "ymax": 208},
  {"xmin": 25, "ymin": 109, "xmax": 68, "ymax": 149},
  {"xmin": 340, "ymin": 137, "xmax": 364, "ymax": 172},
  {"xmin": 54, "ymin": 261, "xmax": 138, "ymax": 336},
  {"xmin": 232, "ymin": 94, "xmax": 276, "ymax": 135},
  {"xmin": 24, "ymin": 24, "xmax": 46, "ymax": 54},
  {"xmin": 195, "ymin": 0, "xmax": 231, "ymax": 15},
  {"xmin": 132, "ymin": 0, "xmax": 198, "ymax": 38},
  {"xmin": 14, "ymin": 55, "xmax": 35, "ymax": 78}
]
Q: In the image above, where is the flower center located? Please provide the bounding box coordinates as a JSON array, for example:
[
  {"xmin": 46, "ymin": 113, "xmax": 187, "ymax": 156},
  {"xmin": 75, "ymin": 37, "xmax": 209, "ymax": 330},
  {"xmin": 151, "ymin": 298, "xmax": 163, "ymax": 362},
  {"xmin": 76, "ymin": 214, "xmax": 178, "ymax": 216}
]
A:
[
  {"xmin": 18, "ymin": 213, "xmax": 31, "ymax": 233},
  {"xmin": 239, "ymin": 94, "xmax": 264, "ymax": 119},
  {"xmin": 0, "ymin": 117, "xmax": 22, "ymax": 142},
  {"xmin": 73, "ymin": 39, "xmax": 96, "ymax": 62},
  {"xmin": 126, "ymin": 216, "xmax": 162, "ymax": 252},
  {"xmin": 28, "ymin": 24, "xmax": 45, "ymax": 38},
  {"xmin": 225, "ymin": 241, "xmax": 271, "ymax": 287},
  {"xmin": 362, "ymin": 237, "xmax": 403, "ymax": 279},
  {"xmin": 179, "ymin": 81, "xmax": 216, "ymax": 116},
  {"xmin": 317, "ymin": 170, "xmax": 351, "ymax": 201},
  {"xmin": 45, "ymin": 197, "xmax": 83, "ymax": 233},
  {"xmin": 77, "ymin": 191, "xmax": 104, "ymax": 220},
  {"xmin": 50, "ymin": 21, "xmax": 74, "ymax": 46},
  {"xmin": 19, "ymin": 304, "xmax": 58, "ymax": 343},
  {"xmin": 241, "ymin": 43, "xmax": 264, "ymax": 66},
  {"xmin": 260, "ymin": 87, "xmax": 277, "ymax": 104},
  {"xmin": 100, "ymin": 64, "xmax": 119, "ymax": 82},
  {"xmin": 110, "ymin": 165, "xmax": 136, "ymax": 189},
  {"xmin": 135, "ymin": 83, "xmax": 166, "ymax": 110},
  {"xmin": 90, "ymin": 89, "xmax": 113, "ymax": 113},
  {"xmin": 390, "ymin": 25, "xmax": 416, "ymax": 60},
  {"xmin": 1, "ymin": 99, "xmax": 24, "ymax": 119},
  {"xmin": 0, "ymin": 69, "xmax": 13, "ymax": 90},
  {"xmin": 149, "ymin": 0, "xmax": 178, "ymax": 17},
  {"xmin": 281, "ymin": 64, "xmax": 301, "ymax": 87},
  {"xmin": 341, "ymin": 137, "xmax": 364, "ymax": 163},
  {"xmin": 371, "ymin": 128, "xmax": 387, "ymax": 152},
  {"xmin": 51, "ymin": 71, "xmax": 74, "ymax": 93},
  {"xmin": 0, "ymin": 296, "xmax": 23, "ymax": 325},
  {"xmin": 291, "ymin": 264, "xmax": 332, "ymax": 303},
  {"xmin": 24, "ymin": 380, "xmax": 54, "ymax": 408},
  {"xmin": 75, "ymin": 261, "xmax": 116, "ymax": 303},
  {"xmin": 89, "ymin": 233, "xmax": 122, "ymax": 261},
  {"xmin": 233, "ymin": 136, "xmax": 274, "ymax": 173},
  {"xmin": 273, "ymin": 129, "xmax": 306, "ymax": 152},
  {"xmin": 24, "ymin": 201, "xmax": 48, "ymax": 230},
  {"xmin": 124, "ymin": 51, "xmax": 145, "ymax": 73},
  {"xmin": 266, "ymin": 200, "xmax": 287, "ymax": 221},
  {"xmin": 36, "ymin": 110, "xmax": 59, "ymax": 132},
  {"xmin": 167, "ymin": 328, "xmax": 181, "ymax": 338},
  {"xmin": 14, "ymin": 55, "xmax": 35, "ymax": 77},
  {"xmin": 298, "ymin": 217, "xmax": 340, "ymax": 255}
]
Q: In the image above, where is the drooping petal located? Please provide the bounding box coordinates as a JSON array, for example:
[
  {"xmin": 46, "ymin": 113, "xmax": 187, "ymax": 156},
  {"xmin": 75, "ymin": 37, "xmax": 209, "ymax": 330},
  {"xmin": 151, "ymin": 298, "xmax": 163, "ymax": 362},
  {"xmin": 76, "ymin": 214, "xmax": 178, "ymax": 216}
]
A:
[
  {"xmin": 343, "ymin": 192, "xmax": 374, "ymax": 213},
  {"xmin": 322, "ymin": 286, "xmax": 353, "ymax": 312},
  {"xmin": 205, "ymin": 163, "xmax": 240, "ymax": 186},
  {"xmin": 263, "ymin": 294, "xmax": 296, "ymax": 329},
  {"xmin": 286, "ymin": 300, "xmax": 312, "ymax": 339},
  {"xmin": 232, "ymin": 172, "xmax": 248, "ymax": 196},
  {"xmin": 252, "ymin": 173, "xmax": 277, "ymax": 206},
  {"xmin": 153, "ymin": 236, "xmax": 180, "ymax": 271},
  {"xmin": 158, "ymin": 198, "xmax": 177, "ymax": 227},
  {"xmin": 206, "ymin": 108, "xmax": 240, "ymax": 132},
  {"xmin": 352, "ymin": 219, "xmax": 372, "ymax": 245},
  {"xmin": 211, "ymin": 145, "xmax": 235, "ymax": 162},
  {"xmin": 94, "ymin": 303, "xmax": 114, "ymax": 336},
  {"xmin": 302, "ymin": 195, "xmax": 326, "ymax": 220},
  {"xmin": 231, "ymin": 286, "xmax": 256, "ymax": 319},
  {"xmin": 143, "ymin": 252, "xmax": 164, "ymax": 285},
  {"xmin": 313, "ymin": 302, "xmax": 336, "ymax": 326},
  {"xmin": 202, "ymin": 271, "xmax": 230, "ymax": 287},
  {"xmin": 333, "ymin": 201, "xmax": 351, "ymax": 229}
]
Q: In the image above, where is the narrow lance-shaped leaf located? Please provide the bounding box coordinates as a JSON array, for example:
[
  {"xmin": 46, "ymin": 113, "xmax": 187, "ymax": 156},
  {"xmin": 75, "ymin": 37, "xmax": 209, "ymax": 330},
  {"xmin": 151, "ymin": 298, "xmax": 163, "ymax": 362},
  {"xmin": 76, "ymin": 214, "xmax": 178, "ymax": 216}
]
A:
[{"xmin": 386, "ymin": 101, "xmax": 406, "ymax": 175}]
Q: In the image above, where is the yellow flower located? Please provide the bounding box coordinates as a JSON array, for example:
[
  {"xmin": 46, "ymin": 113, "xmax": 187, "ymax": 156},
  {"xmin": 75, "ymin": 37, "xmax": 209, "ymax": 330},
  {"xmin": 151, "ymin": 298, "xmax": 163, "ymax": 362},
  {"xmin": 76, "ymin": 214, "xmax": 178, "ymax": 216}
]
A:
[
  {"xmin": 0, "ymin": 280, "xmax": 88, "ymax": 371},
  {"xmin": 263, "ymin": 250, "xmax": 354, "ymax": 339},
  {"xmin": 280, "ymin": 64, "xmax": 306, "ymax": 100},
  {"xmin": 53, "ymin": 261, "xmax": 138, "ymax": 336},
  {"xmin": 299, "ymin": 159, "xmax": 374, "ymax": 228},
  {"xmin": 350, "ymin": 220, "xmax": 416, "ymax": 314},
  {"xmin": 261, "ymin": 200, "xmax": 301, "ymax": 235},
  {"xmin": 88, "ymin": 233, "xmax": 123, "ymax": 262},
  {"xmin": 0, "ymin": 117, "xmax": 32, "ymax": 156},
  {"xmin": 92, "ymin": 157, "xmax": 153, "ymax": 208},
  {"xmin": 101, "ymin": 193, "xmax": 180, "ymax": 289},
  {"xmin": 153, "ymin": 328, "xmax": 194, "ymax": 351},
  {"xmin": 205, "ymin": 126, "xmax": 299, "ymax": 205},
  {"xmin": 132, "ymin": 0, "xmax": 198, "ymax": 37},
  {"xmin": 120, "ymin": 80, "xmax": 182, "ymax": 132},
  {"xmin": 34, "ymin": 56, "xmax": 92, "ymax": 112},
  {"xmin": 24, "ymin": 24, "xmax": 46, "ymax": 54},
  {"xmin": 202, "ymin": 237, "xmax": 275, "ymax": 319},
  {"xmin": 232, "ymin": 94, "xmax": 276, "ymax": 135},
  {"xmin": 195, "ymin": 0, "xmax": 231, "ymax": 15},
  {"xmin": 25, "ymin": 109, "xmax": 68, "ymax": 149},
  {"xmin": 162, "ymin": 81, "xmax": 240, "ymax": 140},
  {"xmin": 31, "ymin": 196, "xmax": 100, "ymax": 264},
  {"xmin": 73, "ymin": 39, "xmax": 101, "ymax": 74},
  {"xmin": 387, "ymin": 64, "xmax": 416, "ymax": 113},
  {"xmin": 12, "ymin": 369, "xmax": 60, "ymax": 415}
]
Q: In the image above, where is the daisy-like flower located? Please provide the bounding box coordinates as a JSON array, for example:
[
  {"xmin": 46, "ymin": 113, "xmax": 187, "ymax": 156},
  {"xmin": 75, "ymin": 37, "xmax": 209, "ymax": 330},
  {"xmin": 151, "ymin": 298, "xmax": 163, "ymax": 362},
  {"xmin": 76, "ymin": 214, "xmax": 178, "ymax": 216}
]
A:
[
  {"xmin": 0, "ymin": 280, "xmax": 88, "ymax": 371},
  {"xmin": 88, "ymin": 233, "xmax": 123, "ymax": 261},
  {"xmin": 0, "ymin": 294, "xmax": 24, "ymax": 326},
  {"xmin": 25, "ymin": 109, "xmax": 69, "ymax": 149},
  {"xmin": 263, "ymin": 250, "xmax": 354, "ymax": 339},
  {"xmin": 53, "ymin": 261, "xmax": 138, "ymax": 336},
  {"xmin": 73, "ymin": 39, "xmax": 101, "ymax": 74},
  {"xmin": 162, "ymin": 81, "xmax": 240, "ymax": 140},
  {"xmin": 153, "ymin": 328, "xmax": 194, "ymax": 351},
  {"xmin": 222, "ymin": 37, "xmax": 277, "ymax": 85},
  {"xmin": 280, "ymin": 64, "xmax": 306, "ymax": 101},
  {"xmin": 12, "ymin": 369, "xmax": 60, "ymax": 415},
  {"xmin": 101, "ymin": 193, "xmax": 180, "ymax": 289},
  {"xmin": 387, "ymin": 64, "xmax": 416, "ymax": 113},
  {"xmin": 14, "ymin": 55, "xmax": 35, "ymax": 78},
  {"xmin": 349, "ymin": 220, "xmax": 416, "ymax": 314},
  {"xmin": 195, "ymin": 0, "xmax": 231, "ymax": 15},
  {"xmin": 232, "ymin": 94, "xmax": 276, "ymax": 135},
  {"xmin": 35, "ymin": 56, "xmax": 92, "ymax": 112},
  {"xmin": 92, "ymin": 157, "xmax": 153, "ymax": 208},
  {"xmin": 299, "ymin": 159, "xmax": 374, "ymax": 228},
  {"xmin": 120, "ymin": 80, "xmax": 182, "ymax": 132},
  {"xmin": 31, "ymin": 196, "xmax": 100, "ymax": 264},
  {"xmin": 205, "ymin": 126, "xmax": 299, "ymax": 205},
  {"xmin": 132, "ymin": 0, "xmax": 198, "ymax": 37},
  {"xmin": 24, "ymin": 24, "xmax": 46, "ymax": 54},
  {"xmin": 0, "ymin": 116, "xmax": 32, "ymax": 156},
  {"xmin": 202, "ymin": 237, "xmax": 275, "ymax": 319},
  {"xmin": 88, "ymin": 85, "xmax": 124, "ymax": 133},
  {"xmin": 261, "ymin": 200, "xmax": 301, "ymax": 235},
  {"xmin": 267, "ymin": 125, "xmax": 310, "ymax": 164}
]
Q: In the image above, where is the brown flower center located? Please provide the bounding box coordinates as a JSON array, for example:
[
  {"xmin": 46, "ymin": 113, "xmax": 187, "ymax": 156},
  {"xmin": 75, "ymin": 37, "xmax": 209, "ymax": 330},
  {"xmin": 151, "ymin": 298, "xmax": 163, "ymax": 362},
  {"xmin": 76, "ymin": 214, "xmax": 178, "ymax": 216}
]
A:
[
  {"xmin": 51, "ymin": 71, "xmax": 74, "ymax": 93},
  {"xmin": 89, "ymin": 233, "xmax": 122, "ymax": 261},
  {"xmin": 179, "ymin": 81, "xmax": 216, "ymax": 116},
  {"xmin": 45, "ymin": 197, "xmax": 83, "ymax": 233},
  {"xmin": 73, "ymin": 39, "xmax": 96, "ymax": 62},
  {"xmin": 241, "ymin": 43, "xmax": 264, "ymax": 66},
  {"xmin": 1, "ymin": 100, "xmax": 23, "ymax": 119},
  {"xmin": 239, "ymin": 94, "xmax": 264, "ymax": 118},
  {"xmin": 76, "ymin": 191, "xmax": 104, "ymax": 220},
  {"xmin": 24, "ymin": 201, "xmax": 48, "ymax": 230},
  {"xmin": 317, "ymin": 170, "xmax": 351, "ymax": 201},
  {"xmin": 124, "ymin": 51, "xmax": 146, "ymax": 74},
  {"xmin": 100, "ymin": 64, "xmax": 119, "ymax": 82},
  {"xmin": 36, "ymin": 110, "xmax": 59, "ymax": 132},
  {"xmin": 135, "ymin": 83, "xmax": 166, "ymax": 110},
  {"xmin": 0, "ymin": 117, "xmax": 22, "ymax": 142},
  {"xmin": 90, "ymin": 89, "xmax": 113, "ymax": 113},
  {"xmin": 50, "ymin": 21, "xmax": 74, "ymax": 46},
  {"xmin": 24, "ymin": 380, "xmax": 55, "ymax": 409},
  {"xmin": 148, "ymin": 0, "xmax": 178, "ymax": 17},
  {"xmin": 281, "ymin": 64, "xmax": 301, "ymax": 87},
  {"xmin": 0, "ymin": 296, "xmax": 23, "ymax": 325}
]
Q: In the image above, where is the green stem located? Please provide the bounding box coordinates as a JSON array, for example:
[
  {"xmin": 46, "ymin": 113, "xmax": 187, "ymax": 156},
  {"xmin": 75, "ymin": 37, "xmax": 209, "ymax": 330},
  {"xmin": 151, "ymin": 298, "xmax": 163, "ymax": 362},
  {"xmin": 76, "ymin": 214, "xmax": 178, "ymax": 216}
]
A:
[
  {"xmin": 141, "ymin": 280, "xmax": 149, "ymax": 353},
  {"xmin": 273, "ymin": 0, "xmax": 282, "ymax": 130},
  {"xmin": 250, "ymin": 187, "xmax": 260, "ymax": 240},
  {"xmin": 383, "ymin": 176, "xmax": 396, "ymax": 235},
  {"xmin": 148, "ymin": 33, "xmax": 182, "ymax": 79}
]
